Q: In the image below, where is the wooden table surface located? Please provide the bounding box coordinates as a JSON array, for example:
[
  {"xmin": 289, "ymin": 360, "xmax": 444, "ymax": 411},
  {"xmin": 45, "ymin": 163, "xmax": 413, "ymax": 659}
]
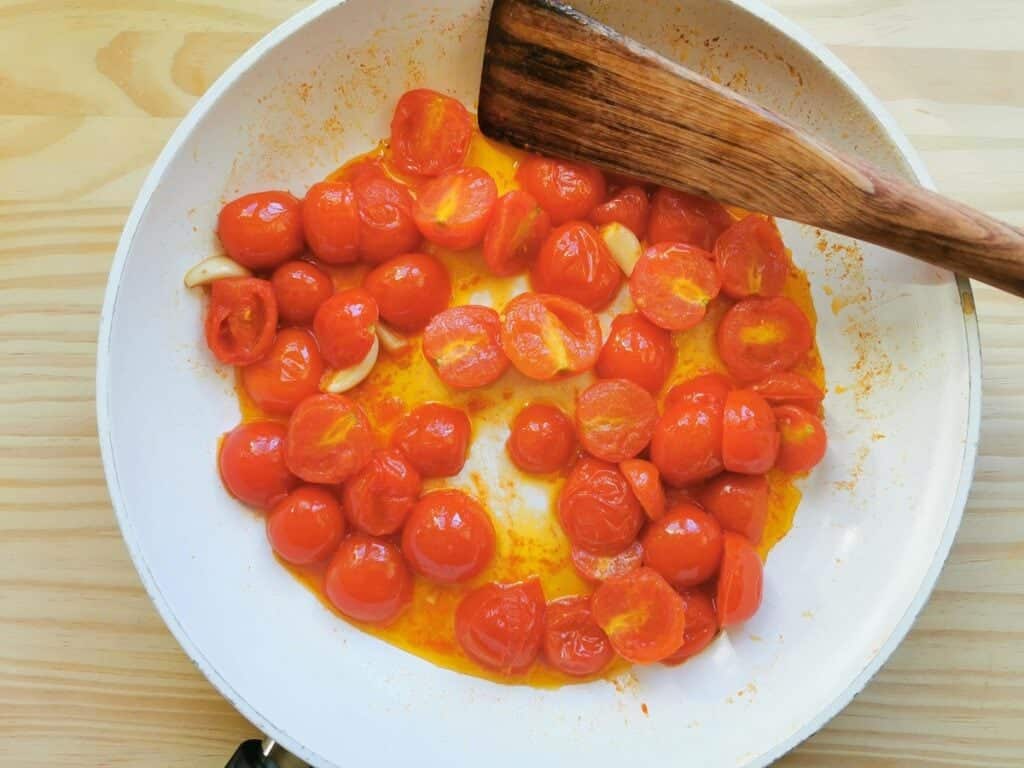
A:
[{"xmin": 1, "ymin": 1, "xmax": 1021, "ymax": 765}]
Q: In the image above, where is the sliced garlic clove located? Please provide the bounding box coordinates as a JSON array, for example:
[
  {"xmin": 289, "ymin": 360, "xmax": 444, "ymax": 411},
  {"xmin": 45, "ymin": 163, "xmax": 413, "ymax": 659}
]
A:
[
  {"xmin": 320, "ymin": 334, "xmax": 380, "ymax": 394},
  {"xmin": 183, "ymin": 256, "xmax": 252, "ymax": 287},
  {"xmin": 599, "ymin": 222, "xmax": 642, "ymax": 276},
  {"xmin": 376, "ymin": 323, "xmax": 411, "ymax": 355}
]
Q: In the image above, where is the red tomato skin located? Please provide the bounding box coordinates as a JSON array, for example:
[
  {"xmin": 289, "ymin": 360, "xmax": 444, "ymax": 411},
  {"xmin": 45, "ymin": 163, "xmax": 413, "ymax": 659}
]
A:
[
  {"xmin": 629, "ymin": 242, "xmax": 721, "ymax": 331},
  {"xmin": 266, "ymin": 485, "xmax": 345, "ymax": 565},
  {"xmin": 483, "ymin": 190, "xmax": 552, "ymax": 276},
  {"xmin": 650, "ymin": 397, "xmax": 725, "ymax": 487},
  {"xmin": 422, "ymin": 305, "xmax": 509, "ymax": 389},
  {"xmin": 325, "ymin": 534, "xmax": 412, "ymax": 625},
  {"xmin": 558, "ymin": 458, "xmax": 645, "ymax": 556},
  {"xmin": 717, "ymin": 297, "xmax": 813, "ymax": 382},
  {"xmin": 362, "ymin": 252, "xmax": 451, "ymax": 333},
  {"xmin": 699, "ymin": 473, "xmax": 769, "ymax": 544},
  {"xmin": 542, "ymin": 595, "xmax": 614, "ymax": 677},
  {"xmin": 284, "ymin": 394, "xmax": 375, "ymax": 484},
  {"xmin": 531, "ymin": 221, "xmax": 622, "ymax": 310},
  {"xmin": 456, "ymin": 579, "xmax": 546, "ymax": 674},
  {"xmin": 313, "ymin": 288, "xmax": 379, "ymax": 369},
  {"xmin": 714, "ymin": 215, "xmax": 789, "ymax": 299},
  {"xmin": 302, "ymin": 181, "xmax": 360, "ymax": 264},
  {"xmin": 647, "ymin": 188, "xmax": 732, "ymax": 251},
  {"xmin": 571, "ymin": 541, "xmax": 644, "ymax": 583},
  {"xmin": 352, "ymin": 174, "xmax": 421, "ymax": 263},
  {"xmin": 499, "ymin": 292, "xmax": 602, "ymax": 381},
  {"xmin": 722, "ymin": 390, "xmax": 780, "ymax": 474},
  {"xmin": 414, "ymin": 167, "xmax": 498, "ymax": 250},
  {"xmin": 574, "ymin": 379, "xmax": 659, "ymax": 463},
  {"xmin": 590, "ymin": 185, "xmax": 649, "ymax": 238},
  {"xmin": 596, "ymin": 312, "xmax": 675, "ymax": 394},
  {"xmin": 774, "ymin": 405, "xmax": 827, "ymax": 474},
  {"xmin": 205, "ymin": 277, "xmax": 278, "ymax": 366},
  {"xmin": 591, "ymin": 566, "xmax": 687, "ymax": 663},
  {"xmin": 390, "ymin": 403, "xmax": 471, "ymax": 478},
  {"xmin": 642, "ymin": 504, "xmax": 723, "ymax": 588},
  {"xmin": 661, "ymin": 588, "xmax": 718, "ymax": 666},
  {"xmin": 271, "ymin": 261, "xmax": 334, "ymax": 325},
  {"xmin": 219, "ymin": 421, "xmax": 298, "ymax": 509},
  {"xmin": 665, "ymin": 372, "xmax": 734, "ymax": 412},
  {"xmin": 241, "ymin": 327, "xmax": 324, "ymax": 416},
  {"xmin": 217, "ymin": 191, "xmax": 304, "ymax": 270},
  {"xmin": 390, "ymin": 89, "xmax": 473, "ymax": 177},
  {"xmin": 342, "ymin": 449, "xmax": 422, "ymax": 536},
  {"xmin": 716, "ymin": 532, "xmax": 764, "ymax": 627},
  {"xmin": 750, "ymin": 372, "xmax": 824, "ymax": 409},
  {"xmin": 517, "ymin": 156, "xmax": 607, "ymax": 225},
  {"xmin": 506, "ymin": 403, "xmax": 576, "ymax": 474},
  {"xmin": 620, "ymin": 459, "xmax": 666, "ymax": 521},
  {"xmin": 401, "ymin": 489, "xmax": 496, "ymax": 584}
]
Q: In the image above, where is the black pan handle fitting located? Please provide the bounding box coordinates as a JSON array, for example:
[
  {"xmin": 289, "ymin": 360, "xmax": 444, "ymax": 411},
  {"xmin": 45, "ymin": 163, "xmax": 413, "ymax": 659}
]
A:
[{"xmin": 225, "ymin": 738, "xmax": 310, "ymax": 768}]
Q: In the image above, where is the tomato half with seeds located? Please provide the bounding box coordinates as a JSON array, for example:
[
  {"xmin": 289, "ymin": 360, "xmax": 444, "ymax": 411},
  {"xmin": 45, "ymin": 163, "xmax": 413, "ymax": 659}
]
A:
[
  {"xmin": 482, "ymin": 190, "xmax": 552, "ymax": 276},
  {"xmin": 642, "ymin": 503, "xmax": 723, "ymax": 588},
  {"xmin": 620, "ymin": 459, "xmax": 666, "ymax": 521},
  {"xmin": 205, "ymin": 277, "xmax": 278, "ymax": 366},
  {"xmin": 722, "ymin": 390, "xmax": 779, "ymax": 474},
  {"xmin": 575, "ymin": 379, "xmax": 658, "ymax": 463},
  {"xmin": 531, "ymin": 221, "xmax": 622, "ymax": 310},
  {"xmin": 342, "ymin": 449, "xmax": 422, "ymax": 536},
  {"xmin": 266, "ymin": 485, "xmax": 344, "ymax": 565},
  {"xmin": 271, "ymin": 260, "xmax": 334, "ymax": 325},
  {"xmin": 500, "ymin": 292, "xmax": 601, "ymax": 381},
  {"xmin": 217, "ymin": 191, "xmax": 304, "ymax": 270},
  {"xmin": 390, "ymin": 89, "xmax": 473, "ymax": 177},
  {"xmin": 661, "ymin": 588, "xmax": 718, "ymax": 666},
  {"xmin": 241, "ymin": 327, "xmax": 323, "ymax": 416},
  {"xmin": 571, "ymin": 541, "xmax": 644, "ymax": 583},
  {"xmin": 699, "ymin": 472, "xmax": 769, "ymax": 544},
  {"xmin": 353, "ymin": 174, "xmax": 421, "ymax": 263},
  {"xmin": 750, "ymin": 371, "xmax": 824, "ymax": 409},
  {"xmin": 402, "ymin": 489, "xmax": 496, "ymax": 584},
  {"xmin": 596, "ymin": 312, "xmax": 675, "ymax": 394},
  {"xmin": 590, "ymin": 185, "xmax": 649, "ymax": 239},
  {"xmin": 517, "ymin": 156, "xmax": 606, "ymax": 225},
  {"xmin": 558, "ymin": 458, "xmax": 644, "ymax": 555},
  {"xmin": 664, "ymin": 371, "xmax": 733, "ymax": 412},
  {"xmin": 647, "ymin": 188, "xmax": 732, "ymax": 251},
  {"xmin": 303, "ymin": 181, "xmax": 360, "ymax": 264},
  {"xmin": 219, "ymin": 421, "xmax": 297, "ymax": 509},
  {"xmin": 543, "ymin": 595, "xmax": 614, "ymax": 677},
  {"xmin": 414, "ymin": 167, "xmax": 498, "ymax": 250},
  {"xmin": 325, "ymin": 534, "xmax": 412, "ymax": 624},
  {"xmin": 313, "ymin": 288, "xmax": 379, "ymax": 369},
  {"xmin": 506, "ymin": 403, "xmax": 576, "ymax": 474},
  {"xmin": 456, "ymin": 579, "xmax": 546, "ymax": 674},
  {"xmin": 650, "ymin": 396, "xmax": 724, "ymax": 487},
  {"xmin": 591, "ymin": 567, "xmax": 686, "ymax": 663},
  {"xmin": 423, "ymin": 305, "xmax": 509, "ymax": 389},
  {"xmin": 390, "ymin": 403, "xmax": 471, "ymax": 478},
  {"xmin": 717, "ymin": 296, "xmax": 812, "ymax": 382},
  {"xmin": 774, "ymin": 405, "xmax": 827, "ymax": 474},
  {"xmin": 363, "ymin": 252, "xmax": 451, "ymax": 333},
  {"xmin": 714, "ymin": 215, "xmax": 789, "ymax": 299},
  {"xmin": 716, "ymin": 532, "xmax": 763, "ymax": 627},
  {"xmin": 629, "ymin": 243, "xmax": 721, "ymax": 331},
  {"xmin": 285, "ymin": 394, "xmax": 374, "ymax": 483}
]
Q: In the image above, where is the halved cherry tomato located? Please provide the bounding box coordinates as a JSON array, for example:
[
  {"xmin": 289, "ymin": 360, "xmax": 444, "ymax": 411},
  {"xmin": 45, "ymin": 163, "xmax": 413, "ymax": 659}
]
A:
[
  {"xmin": 591, "ymin": 567, "xmax": 686, "ymax": 663},
  {"xmin": 543, "ymin": 595, "xmax": 614, "ymax": 676},
  {"xmin": 716, "ymin": 532, "xmax": 763, "ymax": 627},
  {"xmin": 266, "ymin": 485, "xmax": 344, "ymax": 565},
  {"xmin": 313, "ymin": 288, "xmax": 378, "ymax": 369},
  {"xmin": 284, "ymin": 394, "xmax": 374, "ymax": 483},
  {"xmin": 483, "ymin": 190, "xmax": 552, "ymax": 276},
  {"xmin": 517, "ymin": 156, "xmax": 606, "ymax": 225},
  {"xmin": 352, "ymin": 174, "xmax": 421, "ymax": 263},
  {"xmin": 342, "ymin": 449, "xmax": 422, "ymax": 536},
  {"xmin": 575, "ymin": 379, "xmax": 658, "ymax": 463},
  {"xmin": 506, "ymin": 403, "xmax": 576, "ymax": 474},
  {"xmin": 390, "ymin": 89, "xmax": 473, "ymax": 177},
  {"xmin": 500, "ymin": 292, "xmax": 601, "ymax": 381},
  {"xmin": 642, "ymin": 503, "xmax": 723, "ymax": 588},
  {"xmin": 699, "ymin": 473, "xmax": 768, "ymax": 544},
  {"xmin": 590, "ymin": 185, "xmax": 649, "ymax": 239},
  {"xmin": 390, "ymin": 403, "xmax": 471, "ymax": 478},
  {"xmin": 423, "ymin": 305, "xmax": 509, "ymax": 389},
  {"xmin": 455, "ymin": 579, "xmax": 546, "ymax": 674},
  {"xmin": 722, "ymin": 390, "xmax": 779, "ymax": 474},
  {"xmin": 531, "ymin": 221, "xmax": 622, "ymax": 310},
  {"xmin": 271, "ymin": 260, "xmax": 334, "ymax": 325},
  {"xmin": 325, "ymin": 534, "xmax": 412, "ymax": 624},
  {"xmin": 402, "ymin": 489, "xmax": 496, "ymax": 584},
  {"xmin": 241, "ymin": 328, "xmax": 323, "ymax": 416},
  {"xmin": 717, "ymin": 296, "xmax": 812, "ymax": 382},
  {"xmin": 774, "ymin": 405, "xmax": 827, "ymax": 474},
  {"xmin": 751, "ymin": 371, "xmax": 824, "ymax": 409},
  {"xmin": 650, "ymin": 397, "xmax": 724, "ymax": 487},
  {"xmin": 413, "ymin": 167, "xmax": 498, "ymax": 250},
  {"xmin": 629, "ymin": 243, "xmax": 721, "ymax": 331},
  {"xmin": 714, "ymin": 215, "xmax": 789, "ymax": 299},
  {"xmin": 205, "ymin": 277, "xmax": 278, "ymax": 366},
  {"xmin": 302, "ymin": 181, "xmax": 360, "ymax": 264},
  {"xmin": 661, "ymin": 588, "xmax": 718, "ymax": 666},
  {"xmin": 596, "ymin": 312, "xmax": 675, "ymax": 394},
  {"xmin": 571, "ymin": 541, "xmax": 644, "ymax": 583},
  {"xmin": 664, "ymin": 371, "xmax": 733, "ymax": 412},
  {"xmin": 217, "ymin": 191, "xmax": 304, "ymax": 270},
  {"xmin": 363, "ymin": 252, "xmax": 451, "ymax": 333},
  {"xmin": 219, "ymin": 421, "xmax": 297, "ymax": 508},
  {"xmin": 647, "ymin": 188, "xmax": 732, "ymax": 251},
  {"xmin": 620, "ymin": 459, "xmax": 666, "ymax": 521},
  {"xmin": 558, "ymin": 458, "xmax": 644, "ymax": 555}
]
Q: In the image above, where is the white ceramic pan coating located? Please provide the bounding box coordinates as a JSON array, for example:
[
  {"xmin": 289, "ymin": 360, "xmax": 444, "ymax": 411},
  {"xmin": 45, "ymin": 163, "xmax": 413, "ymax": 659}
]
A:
[{"xmin": 96, "ymin": 1, "xmax": 981, "ymax": 766}]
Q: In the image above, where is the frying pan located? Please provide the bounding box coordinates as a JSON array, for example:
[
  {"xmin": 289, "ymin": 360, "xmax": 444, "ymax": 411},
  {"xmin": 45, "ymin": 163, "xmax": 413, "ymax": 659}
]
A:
[{"xmin": 96, "ymin": 1, "xmax": 981, "ymax": 766}]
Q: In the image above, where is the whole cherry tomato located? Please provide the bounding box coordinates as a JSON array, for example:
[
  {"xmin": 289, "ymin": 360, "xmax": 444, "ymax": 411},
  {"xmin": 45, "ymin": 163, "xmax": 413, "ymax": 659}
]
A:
[
  {"xmin": 619, "ymin": 459, "xmax": 666, "ymax": 521},
  {"xmin": 517, "ymin": 156, "xmax": 606, "ymax": 225},
  {"xmin": 699, "ymin": 473, "xmax": 769, "ymax": 544},
  {"xmin": 205, "ymin": 277, "xmax": 278, "ymax": 366},
  {"xmin": 352, "ymin": 174, "xmax": 421, "ymax": 263},
  {"xmin": 500, "ymin": 292, "xmax": 602, "ymax": 381},
  {"xmin": 575, "ymin": 379, "xmax": 658, "ymax": 463},
  {"xmin": 596, "ymin": 312, "xmax": 675, "ymax": 394},
  {"xmin": 271, "ymin": 260, "xmax": 333, "ymax": 325},
  {"xmin": 650, "ymin": 396, "xmax": 724, "ymax": 487},
  {"xmin": 342, "ymin": 449, "xmax": 422, "ymax": 536},
  {"xmin": 642, "ymin": 503, "xmax": 723, "ymax": 588},
  {"xmin": 591, "ymin": 567, "xmax": 686, "ymax": 663},
  {"xmin": 217, "ymin": 191, "xmax": 304, "ymax": 270},
  {"xmin": 219, "ymin": 421, "xmax": 297, "ymax": 509},
  {"xmin": 558, "ymin": 457, "xmax": 644, "ymax": 555},
  {"xmin": 482, "ymin": 190, "xmax": 551, "ymax": 276},
  {"xmin": 266, "ymin": 485, "xmax": 344, "ymax": 565},
  {"xmin": 570, "ymin": 540, "xmax": 644, "ymax": 583},
  {"xmin": 506, "ymin": 403, "xmax": 575, "ymax": 474},
  {"xmin": 647, "ymin": 187, "xmax": 732, "ymax": 251},
  {"xmin": 414, "ymin": 167, "xmax": 498, "ymax": 250},
  {"xmin": 402, "ymin": 489, "xmax": 496, "ymax": 584},
  {"xmin": 774, "ymin": 404, "xmax": 827, "ymax": 474},
  {"xmin": 664, "ymin": 371, "xmax": 733, "ymax": 412},
  {"xmin": 423, "ymin": 305, "xmax": 509, "ymax": 389},
  {"xmin": 363, "ymin": 252, "xmax": 451, "ymax": 333},
  {"xmin": 717, "ymin": 297, "xmax": 812, "ymax": 382},
  {"xmin": 722, "ymin": 390, "xmax": 780, "ymax": 474},
  {"xmin": 455, "ymin": 579, "xmax": 546, "ymax": 674},
  {"xmin": 590, "ymin": 185, "xmax": 649, "ymax": 238},
  {"xmin": 241, "ymin": 328, "xmax": 323, "ymax": 416},
  {"xmin": 661, "ymin": 587, "xmax": 718, "ymax": 666},
  {"xmin": 390, "ymin": 89, "xmax": 473, "ymax": 177},
  {"xmin": 543, "ymin": 595, "xmax": 614, "ymax": 676},
  {"xmin": 716, "ymin": 532, "xmax": 764, "ymax": 627},
  {"xmin": 313, "ymin": 288, "xmax": 379, "ymax": 369},
  {"xmin": 390, "ymin": 403, "xmax": 471, "ymax": 478},
  {"xmin": 714, "ymin": 215, "xmax": 789, "ymax": 299},
  {"xmin": 629, "ymin": 242, "xmax": 721, "ymax": 331},
  {"xmin": 531, "ymin": 221, "xmax": 622, "ymax": 310},
  {"xmin": 325, "ymin": 534, "xmax": 412, "ymax": 624},
  {"xmin": 284, "ymin": 394, "xmax": 374, "ymax": 484},
  {"xmin": 303, "ymin": 181, "xmax": 360, "ymax": 264}
]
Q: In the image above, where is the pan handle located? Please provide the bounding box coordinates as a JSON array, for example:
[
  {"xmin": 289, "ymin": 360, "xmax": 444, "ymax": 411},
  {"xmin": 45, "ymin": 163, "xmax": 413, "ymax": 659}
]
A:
[{"xmin": 225, "ymin": 738, "xmax": 310, "ymax": 768}]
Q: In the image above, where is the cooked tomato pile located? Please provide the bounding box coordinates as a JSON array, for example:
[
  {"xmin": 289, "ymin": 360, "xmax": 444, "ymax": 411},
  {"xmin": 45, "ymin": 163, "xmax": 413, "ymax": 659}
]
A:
[{"xmin": 189, "ymin": 89, "xmax": 827, "ymax": 684}]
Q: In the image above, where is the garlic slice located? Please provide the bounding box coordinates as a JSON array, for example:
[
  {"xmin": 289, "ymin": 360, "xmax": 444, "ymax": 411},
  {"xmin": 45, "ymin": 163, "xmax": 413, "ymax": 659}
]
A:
[
  {"xmin": 376, "ymin": 323, "xmax": 411, "ymax": 355},
  {"xmin": 599, "ymin": 222, "xmax": 642, "ymax": 276},
  {"xmin": 183, "ymin": 256, "xmax": 251, "ymax": 287},
  {"xmin": 320, "ymin": 334, "xmax": 380, "ymax": 394}
]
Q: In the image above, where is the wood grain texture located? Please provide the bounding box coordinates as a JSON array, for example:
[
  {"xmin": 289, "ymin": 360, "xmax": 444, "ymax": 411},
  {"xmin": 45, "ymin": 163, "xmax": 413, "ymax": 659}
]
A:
[{"xmin": 0, "ymin": 1, "xmax": 1021, "ymax": 766}]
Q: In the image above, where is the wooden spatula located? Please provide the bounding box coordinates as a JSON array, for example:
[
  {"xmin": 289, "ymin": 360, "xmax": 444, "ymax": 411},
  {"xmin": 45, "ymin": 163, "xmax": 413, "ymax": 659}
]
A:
[{"xmin": 478, "ymin": 0, "xmax": 1024, "ymax": 297}]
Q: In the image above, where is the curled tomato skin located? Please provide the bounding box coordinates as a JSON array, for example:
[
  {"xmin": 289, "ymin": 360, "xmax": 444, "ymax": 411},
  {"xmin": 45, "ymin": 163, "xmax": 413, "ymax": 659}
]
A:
[
  {"xmin": 363, "ymin": 252, "xmax": 451, "ymax": 333},
  {"xmin": 661, "ymin": 587, "xmax": 718, "ymax": 666},
  {"xmin": 650, "ymin": 396, "xmax": 725, "ymax": 487},
  {"xmin": 506, "ymin": 403, "xmax": 576, "ymax": 475},
  {"xmin": 402, "ymin": 489, "xmax": 496, "ymax": 584},
  {"xmin": 266, "ymin": 485, "xmax": 344, "ymax": 565},
  {"xmin": 722, "ymin": 390, "xmax": 780, "ymax": 474},
  {"xmin": 531, "ymin": 221, "xmax": 622, "ymax": 311},
  {"xmin": 342, "ymin": 449, "xmax": 421, "ymax": 536},
  {"xmin": 414, "ymin": 167, "xmax": 498, "ymax": 250},
  {"xmin": 699, "ymin": 472, "xmax": 769, "ymax": 544},
  {"xmin": 773, "ymin": 404, "xmax": 827, "ymax": 474},
  {"xmin": 620, "ymin": 459, "xmax": 666, "ymax": 521},
  {"xmin": 641, "ymin": 503, "xmax": 723, "ymax": 588},
  {"xmin": 750, "ymin": 371, "xmax": 824, "ymax": 409},
  {"xmin": 558, "ymin": 458, "xmax": 644, "ymax": 556},
  {"xmin": 219, "ymin": 421, "xmax": 297, "ymax": 509},
  {"xmin": 205, "ymin": 277, "xmax": 278, "ymax": 366},
  {"xmin": 284, "ymin": 394, "xmax": 374, "ymax": 484},
  {"xmin": 456, "ymin": 579, "xmax": 546, "ymax": 674},
  {"xmin": 390, "ymin": 403, "xmax": 471, "ymax": 478},
  {"xmin": 271, "ymin": 260, "xmax": 334, "ymax": 325},
  {"xmin": 241, "ymin": 327, "xmax": 323, "ymax": 416},
  {"xmin": 302, "ymin": 181, "xmax": 360, "ymax": 264},
  {"xmin": 574, "ymin": 379, "xmax": 658, "ymax": 463},
  {"xmin": 325, "ymin": 534, "xmax": 412, "ymax": 625},
  {"xmin": 716, "ymin": 532, "xmax": 764, "ymax": 627},
  {"xmin": 543, "ymin": 595, "xmax": 614, "ymax": 677},
  {"xmin": 591, "ymin": 566, "xmax": 686, "ymax": 663},
  {"xmin": 717, "ymin": 296, "xmax": 812, "ymax": 382},
  {"xmin": 313, "ymin": 288, "xmax": 379, "ymax": 369},
  {"xmin": 517, "ymin": 156, "xmax": 606, "ymax": 225},
  {"xmin": 647, "ymin": 188, "xmax": 732, "ymax": 251},
  {"xmin": 217, "ymin": 191, "xmax": 304, "ymax": 270},
  {"xmin": 590, "ymin": 185, "xmax": 649, "ymax": 239},
  {"xmin": 423, "ymin": 305, "xmax": 509, "ymax": 389},
  {"xmin": 596, "ymin": 312, "xmax": 675, "ymax": 394},
  {"xmin": 714, "ymin": 215, "xmax": 789, "ymax": 299},
  {"xmin": 500, "ymin": 292, "xmax": 602, "ymax": 381},
  {"xmin": 629, "ymin": 243, "xmax": 721, "ymax": 331},
  {"xmin": 483, "ymin": 190, "xmax": 552, "ymax": 276},
  {"xmin": 571, "ymin": 540, "xmax": 644, "ymax": 583},
  {"xmin": 390, "ymin": 89, "xmax": 473, "ymax": 177}
]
